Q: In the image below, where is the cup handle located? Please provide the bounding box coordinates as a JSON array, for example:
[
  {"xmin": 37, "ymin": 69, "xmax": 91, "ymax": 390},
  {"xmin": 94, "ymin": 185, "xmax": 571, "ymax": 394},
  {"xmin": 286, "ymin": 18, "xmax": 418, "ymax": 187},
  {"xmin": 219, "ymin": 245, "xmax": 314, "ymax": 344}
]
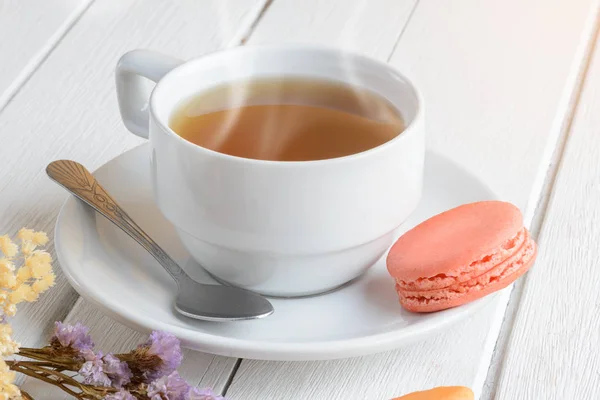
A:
[{"xmin": 115, "ymin": 50, "xmax": 183, "ymax": 138}]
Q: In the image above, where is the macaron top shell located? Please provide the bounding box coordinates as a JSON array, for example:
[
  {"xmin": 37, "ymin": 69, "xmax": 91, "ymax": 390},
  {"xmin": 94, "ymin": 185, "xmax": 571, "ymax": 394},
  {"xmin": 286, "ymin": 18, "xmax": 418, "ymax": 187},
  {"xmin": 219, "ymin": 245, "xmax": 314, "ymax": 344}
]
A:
[{"xmin": 387, "ymin": 201, "xmax": 523, "ymax": 281}]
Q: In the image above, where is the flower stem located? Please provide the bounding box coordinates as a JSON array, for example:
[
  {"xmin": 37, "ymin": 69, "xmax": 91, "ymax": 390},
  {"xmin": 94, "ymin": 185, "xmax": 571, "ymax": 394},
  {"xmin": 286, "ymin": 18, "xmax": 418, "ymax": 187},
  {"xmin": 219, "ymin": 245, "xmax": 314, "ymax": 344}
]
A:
[
  {"xmin": 8, "ymin": 363, "xmax": 84, "ymax": 399},
  {"xmin": 17, "ymin": 347, "xmax": 81, "ymax": 369},
  {"xmin": 14, "ymin": 360, "xmax": 63, "ymax": 368},
  {"xmin": 6, "ymin": 361, "xmax": 113, "ymax": 399},
  {"xmin": 21, "ymin": 390, "xmax": 34, "ymax": 400}
]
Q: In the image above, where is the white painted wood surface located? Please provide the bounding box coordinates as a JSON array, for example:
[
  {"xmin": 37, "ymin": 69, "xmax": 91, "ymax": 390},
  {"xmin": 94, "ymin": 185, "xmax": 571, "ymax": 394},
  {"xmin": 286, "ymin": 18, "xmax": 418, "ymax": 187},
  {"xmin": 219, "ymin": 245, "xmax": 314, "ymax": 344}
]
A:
[
  {"xmin": 493, "ymin": 28, "xmax": 600, "ymax": 399},
  {"xmin": 1, "ymin": 0, "xmax": 599, "ymax": 399},
  {"xmin": 0, "ymin": 0, "xmax": 92, "ymax": 109},
  {"xmin": 226, "ymin": 1, "xmax": 600, "ymax": 399}
]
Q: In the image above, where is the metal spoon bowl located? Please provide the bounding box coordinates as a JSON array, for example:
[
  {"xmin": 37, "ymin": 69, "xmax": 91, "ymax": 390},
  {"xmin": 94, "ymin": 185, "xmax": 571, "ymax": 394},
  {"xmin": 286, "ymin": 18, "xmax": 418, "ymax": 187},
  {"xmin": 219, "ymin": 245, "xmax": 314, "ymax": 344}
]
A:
[{"xmin": 47, "ymin": 160, "xmax": 274, "ymax": 321}]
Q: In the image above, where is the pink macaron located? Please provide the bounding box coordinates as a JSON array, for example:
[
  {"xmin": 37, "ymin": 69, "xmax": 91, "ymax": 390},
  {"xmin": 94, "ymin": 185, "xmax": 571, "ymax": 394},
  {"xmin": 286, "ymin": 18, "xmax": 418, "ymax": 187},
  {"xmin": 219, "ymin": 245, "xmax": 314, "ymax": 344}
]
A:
[{"xmin": 386, "ymin": 201, "xmax": 537, "ymax": 312}]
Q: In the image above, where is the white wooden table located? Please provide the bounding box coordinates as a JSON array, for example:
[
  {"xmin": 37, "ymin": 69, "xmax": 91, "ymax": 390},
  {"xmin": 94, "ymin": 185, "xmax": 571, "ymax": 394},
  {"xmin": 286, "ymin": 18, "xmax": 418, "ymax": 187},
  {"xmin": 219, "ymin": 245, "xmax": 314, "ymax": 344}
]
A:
[{"xmin": 2, "ymin": 1, "xmax": 600, "ymax": 398}]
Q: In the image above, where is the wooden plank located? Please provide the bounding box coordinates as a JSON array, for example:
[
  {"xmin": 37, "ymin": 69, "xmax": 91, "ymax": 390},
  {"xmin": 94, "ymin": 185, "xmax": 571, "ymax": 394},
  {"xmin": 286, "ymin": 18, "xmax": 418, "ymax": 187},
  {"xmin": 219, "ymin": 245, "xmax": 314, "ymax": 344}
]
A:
[
  {"xmin": 0, "ymin": 0, "xmax": 267, "ymax": 392},
  {"xmin": 493, "ymin": 28, "xmax": 600, "ymax": 399},
  {"xmin": 0, "ymin": 0, "xmax": 92, "ymax": 109},
  {"xmin": 225, "ymin": 1, "xmax": 600, "ymax": 399}
]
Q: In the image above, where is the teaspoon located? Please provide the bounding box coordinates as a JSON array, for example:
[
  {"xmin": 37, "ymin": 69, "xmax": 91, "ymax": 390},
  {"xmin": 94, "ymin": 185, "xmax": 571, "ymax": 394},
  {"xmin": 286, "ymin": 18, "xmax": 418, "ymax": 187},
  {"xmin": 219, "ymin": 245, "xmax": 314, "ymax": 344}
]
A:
[{"xmin": 47, "ymin": 160, "xmax": 274, "ymax": 322}]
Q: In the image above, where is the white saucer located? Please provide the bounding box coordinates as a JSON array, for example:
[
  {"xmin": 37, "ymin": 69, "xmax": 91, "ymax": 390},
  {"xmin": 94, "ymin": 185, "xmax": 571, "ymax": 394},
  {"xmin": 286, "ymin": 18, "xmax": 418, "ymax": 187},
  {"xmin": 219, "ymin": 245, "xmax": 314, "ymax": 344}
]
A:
[{"xmin": 55, "ymin": 144, "xmax": 498, "ymax": 361}]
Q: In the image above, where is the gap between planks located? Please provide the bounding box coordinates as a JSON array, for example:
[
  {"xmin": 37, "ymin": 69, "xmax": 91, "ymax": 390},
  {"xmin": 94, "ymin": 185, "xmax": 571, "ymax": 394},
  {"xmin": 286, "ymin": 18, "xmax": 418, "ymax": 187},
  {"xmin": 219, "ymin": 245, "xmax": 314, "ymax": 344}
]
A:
[
  {"xmin": 236, "ymin": 0, "xmax": 275, "ymax": 45},
  {"xmin": 222, "ymin": 359, "xmax": 243, "ymax": 397},
  {"xmin": 387, "ymin": 0, "xmax": 420, "ymax": 65},
  {"xmin": 479, "ymin": 3, "xmax": 600, "ymax": 399},
  {"xmin": 0, "ymin": 0, "xmax": 96, "ymax": 113}
]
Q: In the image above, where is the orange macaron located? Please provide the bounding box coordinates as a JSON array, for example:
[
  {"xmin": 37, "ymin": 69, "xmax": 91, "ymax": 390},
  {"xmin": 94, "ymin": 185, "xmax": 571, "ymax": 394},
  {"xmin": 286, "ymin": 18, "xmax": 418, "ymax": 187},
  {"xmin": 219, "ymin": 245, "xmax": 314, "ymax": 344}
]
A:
[
  {"xmin": 392, "ymin": 386, "xmax": 474, "ymax": 400},
  {"xmin": 386, "ymin": 201, "xmax": 537, "ymax": 312}
]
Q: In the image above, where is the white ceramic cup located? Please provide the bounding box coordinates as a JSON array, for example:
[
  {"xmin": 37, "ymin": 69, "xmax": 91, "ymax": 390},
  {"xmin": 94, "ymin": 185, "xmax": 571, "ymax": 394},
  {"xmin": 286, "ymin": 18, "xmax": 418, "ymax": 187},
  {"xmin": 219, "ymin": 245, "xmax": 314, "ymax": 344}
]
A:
[{"xmin": 115, "ymin": 45, "xmax": 424, "ymax": 297}]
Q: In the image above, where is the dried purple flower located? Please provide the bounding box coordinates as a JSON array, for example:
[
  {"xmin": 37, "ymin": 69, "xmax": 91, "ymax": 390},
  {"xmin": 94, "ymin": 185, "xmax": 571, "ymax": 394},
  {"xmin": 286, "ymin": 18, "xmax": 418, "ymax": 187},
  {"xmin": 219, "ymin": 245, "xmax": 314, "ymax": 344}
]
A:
[
  {"xmin": 51, "ymin": 321, "xmax": 94, "ymax": 353},
  {"xmin": 124, "ymin": 330, "xmax": 183, "ymax": 383},
  {"xmin": 79, "ymin": 350, "xmax": 132, "ymax": 388},
  {"xmin": 143, "ymin": 331, "xmax": 183, "ymax": 377},
  {"xmin": 187, "ymin": 387, "xmax": 226, "ymax": 400},
  {"xmin": 147, "ymin": 371, "xmax": 190, "ymax": 400},
  {"xmin": 103, "ymin": 353, "xmax": 133, "ymax": 388},
  {"xmin": 104, "ymin": 389, "xmax": 136, "ymax": 400},
  {"xmin": 79, "ymin": 350, "xmax": 111, "ymax": 387}
]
